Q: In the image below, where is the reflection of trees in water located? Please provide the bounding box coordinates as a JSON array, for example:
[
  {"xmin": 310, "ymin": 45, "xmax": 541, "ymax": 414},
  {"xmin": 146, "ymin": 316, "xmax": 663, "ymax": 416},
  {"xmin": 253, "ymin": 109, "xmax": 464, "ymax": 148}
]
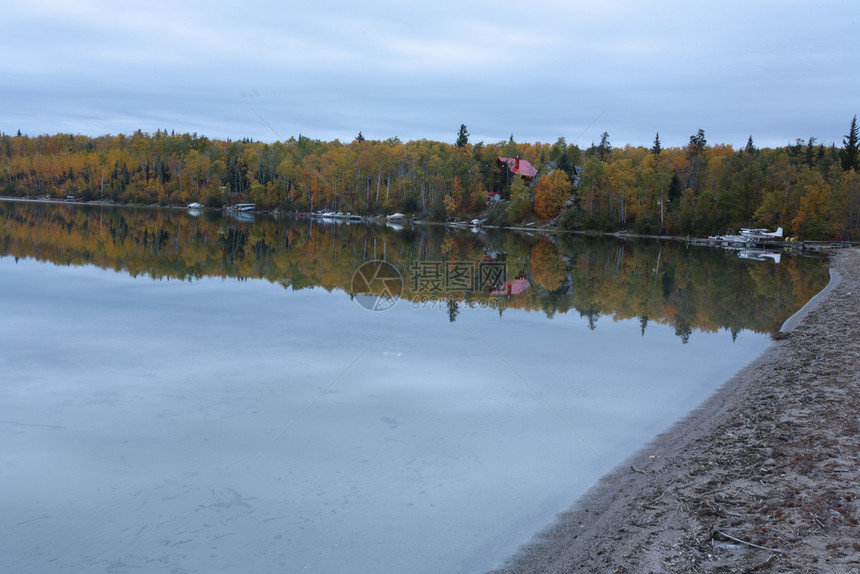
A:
[
  {"xmin": 580, "ymin": 306, "xmax": 600, "ymax": 331},
  {"xmin": 0, "ymin": 201, "xmax": 829, "ymax": 337},
  {"xmin": 447, "ymin": 299, "xmax": 459, "ymax": 323}
]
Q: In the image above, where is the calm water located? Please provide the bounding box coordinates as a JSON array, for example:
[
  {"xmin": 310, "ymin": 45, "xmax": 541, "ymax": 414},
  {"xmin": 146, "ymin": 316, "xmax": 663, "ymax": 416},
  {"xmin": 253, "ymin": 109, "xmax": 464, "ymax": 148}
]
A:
[{"xmin": 0, "ymin": 201, "xmax": 829, "ymax": 573}]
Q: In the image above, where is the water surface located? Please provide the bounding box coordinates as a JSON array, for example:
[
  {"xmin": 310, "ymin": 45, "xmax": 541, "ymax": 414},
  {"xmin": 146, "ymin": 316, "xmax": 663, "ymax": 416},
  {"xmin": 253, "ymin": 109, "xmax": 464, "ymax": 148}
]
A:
[{"xmin": 0, "ymin": 201, "xmax": 829, "ymax": 573}]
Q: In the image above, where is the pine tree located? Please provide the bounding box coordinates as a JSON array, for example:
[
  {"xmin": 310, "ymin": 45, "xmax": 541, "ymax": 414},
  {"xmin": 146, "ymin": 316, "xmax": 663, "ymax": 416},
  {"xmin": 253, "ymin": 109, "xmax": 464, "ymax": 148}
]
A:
[
  {"xmin": 689, "ymin": 129, "xmax": 707, "ymax": 155},
  {"xmin": 455, "ymin": 124, "xmax": 469, "ymax": 148},
  {"xmin": 597, "ymin": 132, "xmax": 611, "ymax": 160},
  {"xmin": 651, "ymin": 133, "xmax": 662, "ymax": 156},
  {"xmin": 842, "ymin": 115, "xmax": 859, "ymax": 171}
]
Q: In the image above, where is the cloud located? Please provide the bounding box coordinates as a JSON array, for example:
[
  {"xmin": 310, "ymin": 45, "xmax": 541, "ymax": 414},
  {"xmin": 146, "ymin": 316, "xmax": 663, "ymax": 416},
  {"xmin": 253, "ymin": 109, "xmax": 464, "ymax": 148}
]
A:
[{"xmin": 3, "ymin": 0, "xmax": 858, "ymax": 148}]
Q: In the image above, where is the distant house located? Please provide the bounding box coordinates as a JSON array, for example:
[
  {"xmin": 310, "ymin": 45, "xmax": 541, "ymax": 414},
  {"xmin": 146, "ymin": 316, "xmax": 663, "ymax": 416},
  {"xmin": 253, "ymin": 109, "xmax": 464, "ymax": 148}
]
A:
[
  {"xmin": 497, "ymin": 156, "xmax": 538, "ymax": 183},
  {"xmin": 544, "ymin": 161, "xmax": 583, "ymax": 190},
  {"xmin": 487, "ymin": 191, "xmax": 502, "ymax": 203}
]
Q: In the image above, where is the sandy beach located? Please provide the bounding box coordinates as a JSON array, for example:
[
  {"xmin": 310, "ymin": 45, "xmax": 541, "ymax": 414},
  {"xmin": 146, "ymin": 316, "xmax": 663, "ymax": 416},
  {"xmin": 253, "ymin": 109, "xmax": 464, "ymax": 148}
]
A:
[{"xmin": 493, "ymin": 248, "xmax": 860, "ymax": 573}]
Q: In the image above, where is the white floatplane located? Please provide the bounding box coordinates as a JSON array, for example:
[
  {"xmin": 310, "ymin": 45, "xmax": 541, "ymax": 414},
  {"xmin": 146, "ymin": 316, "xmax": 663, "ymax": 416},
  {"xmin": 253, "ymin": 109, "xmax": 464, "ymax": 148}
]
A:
[{"xmin": 740, "ymin": 227, "xmax": 783, "ymax": 241}]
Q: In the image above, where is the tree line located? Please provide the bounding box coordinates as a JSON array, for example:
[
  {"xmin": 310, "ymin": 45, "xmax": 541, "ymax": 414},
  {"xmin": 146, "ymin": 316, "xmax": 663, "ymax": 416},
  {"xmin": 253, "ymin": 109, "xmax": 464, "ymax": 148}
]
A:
[{"xmin": 2, "ymin": 117, "xmax": 858, "ymax": 240}]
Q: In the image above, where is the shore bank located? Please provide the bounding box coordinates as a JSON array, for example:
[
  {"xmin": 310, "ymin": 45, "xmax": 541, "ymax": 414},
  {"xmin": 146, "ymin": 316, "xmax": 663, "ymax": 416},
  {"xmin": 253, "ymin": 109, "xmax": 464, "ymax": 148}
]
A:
[{"xmin": 492, "ymin": 248, "xmax": 860, "ymax": 573}]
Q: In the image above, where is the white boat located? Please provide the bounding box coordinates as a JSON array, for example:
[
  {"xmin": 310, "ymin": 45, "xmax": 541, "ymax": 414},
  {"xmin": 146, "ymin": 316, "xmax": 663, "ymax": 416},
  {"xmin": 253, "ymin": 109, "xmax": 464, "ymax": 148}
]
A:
[
  {"xmin": 187, "ymin": 202, "xmax": 203, "ymax": 209},
  {"xmin": 225, "ymin": 203, "xmax": 256, "ymax": 212}
]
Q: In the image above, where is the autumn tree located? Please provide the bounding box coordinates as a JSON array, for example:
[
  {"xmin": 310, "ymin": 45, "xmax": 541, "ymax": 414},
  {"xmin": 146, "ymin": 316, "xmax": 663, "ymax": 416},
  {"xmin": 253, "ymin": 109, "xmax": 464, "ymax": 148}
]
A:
[
  {"xmin": 535, "ymin": 169, "xmax": 571, "ymax": 219},
  {"xmin": 792, "ymin": 170, "xmax": 832, "ymax": 239},
  {"xmin": 443, "ymin": 176, "xmax": 465, "ymax": 217}
]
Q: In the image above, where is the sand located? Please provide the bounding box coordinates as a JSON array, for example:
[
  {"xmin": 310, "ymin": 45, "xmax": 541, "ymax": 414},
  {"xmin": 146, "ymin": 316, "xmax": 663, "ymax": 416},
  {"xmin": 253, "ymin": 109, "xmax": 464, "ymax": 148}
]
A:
[{"xmin": 492, "ymin": 249, "xmax": 860, "ymax": 573}]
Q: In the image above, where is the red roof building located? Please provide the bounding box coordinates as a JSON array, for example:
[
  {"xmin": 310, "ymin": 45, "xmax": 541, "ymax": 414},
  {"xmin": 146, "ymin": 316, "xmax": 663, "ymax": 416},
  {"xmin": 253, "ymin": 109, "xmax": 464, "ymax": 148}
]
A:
[{"xmin": 497, "ymin": 156, "xmax": 538, "ymax": 180}]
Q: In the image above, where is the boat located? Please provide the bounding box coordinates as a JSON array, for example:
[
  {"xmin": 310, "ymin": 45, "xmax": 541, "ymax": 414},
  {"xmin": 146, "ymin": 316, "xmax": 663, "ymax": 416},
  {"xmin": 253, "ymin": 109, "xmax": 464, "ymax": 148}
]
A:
[
  {"xmin": 225, "ymin": 203, "xmax": 256, "ymax": 213},
  {"xmin": 187, "ymin": 202, "xmax": 203, "ymax": 209}
]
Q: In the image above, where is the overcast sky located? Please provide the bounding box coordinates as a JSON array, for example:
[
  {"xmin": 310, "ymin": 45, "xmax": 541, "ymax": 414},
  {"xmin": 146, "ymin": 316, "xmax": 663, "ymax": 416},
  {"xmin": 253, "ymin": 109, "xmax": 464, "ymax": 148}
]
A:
[{"xmin": 3, "ymin": 0, "xmax": 858, "ymax": 148}]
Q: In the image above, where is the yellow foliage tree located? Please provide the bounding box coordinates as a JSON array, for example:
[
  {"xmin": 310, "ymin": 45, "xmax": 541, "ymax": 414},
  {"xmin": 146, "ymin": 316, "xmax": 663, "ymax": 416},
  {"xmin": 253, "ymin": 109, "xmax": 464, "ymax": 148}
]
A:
[
  {"xmin": 444, "ymin": 176, "xmax": 464, "ymax": 217},
  {"xmin": 534, "ymin": 169, "xmax": 571, "ymax": 219}
]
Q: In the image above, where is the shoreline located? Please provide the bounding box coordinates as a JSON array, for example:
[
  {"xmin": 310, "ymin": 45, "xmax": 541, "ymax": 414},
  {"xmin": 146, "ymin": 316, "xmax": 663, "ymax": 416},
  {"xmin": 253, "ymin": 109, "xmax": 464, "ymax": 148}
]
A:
[
  {"xmin": 491, "ymin": 248, "xmax": 860, "ymax": 573},
  {"xmin": 0, "ymin": 196, "xmax": 694, "ymax": 245},
  {"xmin": 2, "ymin": 197, "xmax": 855, "ymax": 252}
]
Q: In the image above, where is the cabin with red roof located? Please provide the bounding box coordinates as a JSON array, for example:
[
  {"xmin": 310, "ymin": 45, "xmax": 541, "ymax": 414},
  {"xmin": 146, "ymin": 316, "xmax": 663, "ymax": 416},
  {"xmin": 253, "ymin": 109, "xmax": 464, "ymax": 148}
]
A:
[{"xmin": 497, "ymin": 156, "xmax": 538, "ymax": 182}]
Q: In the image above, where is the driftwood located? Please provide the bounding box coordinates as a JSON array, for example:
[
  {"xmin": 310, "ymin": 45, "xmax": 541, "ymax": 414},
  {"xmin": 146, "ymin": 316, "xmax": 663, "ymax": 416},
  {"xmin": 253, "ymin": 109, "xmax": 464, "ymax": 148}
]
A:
[{"xmin": 714, "ymin": 530, "xmax": 786, "ymax": 554}]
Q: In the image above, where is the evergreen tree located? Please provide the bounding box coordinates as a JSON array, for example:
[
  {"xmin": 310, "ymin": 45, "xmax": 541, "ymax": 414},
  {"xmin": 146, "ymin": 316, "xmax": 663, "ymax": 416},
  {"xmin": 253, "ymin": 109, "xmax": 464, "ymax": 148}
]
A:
[
  {"xmin": 842, "ymin": 115, "xmax": 859, "ymax": 171},
  {"xmin": 744, "ymin": 135, "xmax": 756, "ymax": 154},
  {"xmin": 805, "ymin": 137, "xmax": 817, "ymax": 166},
  {"xmin": 455, "ymin": 124, "xmax": 469, "ymax": 148},
  {"xmin": 551, "ymin": 137, "xmax": 567, "ymax": 161},
  {"xmin": 355, "ymin": 131, "xmax": 365, "ymax": 143},
  {"xmin": 689, "ymin": 129, "xmax": 707, "ymax": 155},
  {"xmin": 651, "ymin": 132, "xmax": 662, "ymax": 156},
  {"xmin": 686, "ymin": 129, "xmax": 707, "ymax": 191},
  {"xmin": 668, "ymin": 171, "xmax": 682, "ymax": 205},
  {"xmin": 597, "ymin": 132, "xmax": 611, "ymax": 160},
  {"xmin": 556, "ymin": 151, "xmax": 574, "ymax": 180},
  {"xmin": 504, "ymin": 135, "xmax": 518, "ymax": 158}
]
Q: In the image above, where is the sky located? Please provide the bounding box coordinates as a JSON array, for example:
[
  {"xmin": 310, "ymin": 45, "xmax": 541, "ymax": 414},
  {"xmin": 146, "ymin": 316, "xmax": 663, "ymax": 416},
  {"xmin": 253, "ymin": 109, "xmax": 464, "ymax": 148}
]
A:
[{"xmin": 3, "ymin": 0, "xmax": 858, "ymax": 149}]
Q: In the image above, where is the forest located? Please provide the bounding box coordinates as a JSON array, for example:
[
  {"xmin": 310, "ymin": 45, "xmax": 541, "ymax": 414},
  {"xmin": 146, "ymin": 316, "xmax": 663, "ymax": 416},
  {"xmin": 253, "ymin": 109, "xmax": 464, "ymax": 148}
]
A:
[
  {"xmin": 1, "ymin": 117, "xmax": 858, "ymax": 240},
  {"xmin": 0, "ymin": 201, "xmax": 828, "ymax": 338}
]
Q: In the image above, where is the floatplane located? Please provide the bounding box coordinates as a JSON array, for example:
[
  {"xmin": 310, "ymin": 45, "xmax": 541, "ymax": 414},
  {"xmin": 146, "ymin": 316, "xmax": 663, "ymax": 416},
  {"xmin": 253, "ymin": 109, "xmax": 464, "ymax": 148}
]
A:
[
  {"xmin": 698, "ymin": 226, "xmax": 786, "ymax": 263},
  {"xmin": 707, "ymin": 227, "xmax": 783, "ymax": 245},
  {"xmin": 739, "ymin": 227, "xmax": 783, "ymax": 241}
]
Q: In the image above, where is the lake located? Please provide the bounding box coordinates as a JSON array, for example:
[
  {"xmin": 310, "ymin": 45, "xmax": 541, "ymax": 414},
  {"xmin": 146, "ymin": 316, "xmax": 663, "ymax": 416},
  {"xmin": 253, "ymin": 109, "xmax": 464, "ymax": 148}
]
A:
[{"xmin": 0, "ymin": 201, "xmax": 829, "ymax": 573}]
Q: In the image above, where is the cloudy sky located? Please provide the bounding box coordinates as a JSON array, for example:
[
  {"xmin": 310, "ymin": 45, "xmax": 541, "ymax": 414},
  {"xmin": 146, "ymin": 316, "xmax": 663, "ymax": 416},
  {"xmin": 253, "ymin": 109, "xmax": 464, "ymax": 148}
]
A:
[{"xmin": 4, "ymin": 0, "xmax": 858, "ymax": 148}]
